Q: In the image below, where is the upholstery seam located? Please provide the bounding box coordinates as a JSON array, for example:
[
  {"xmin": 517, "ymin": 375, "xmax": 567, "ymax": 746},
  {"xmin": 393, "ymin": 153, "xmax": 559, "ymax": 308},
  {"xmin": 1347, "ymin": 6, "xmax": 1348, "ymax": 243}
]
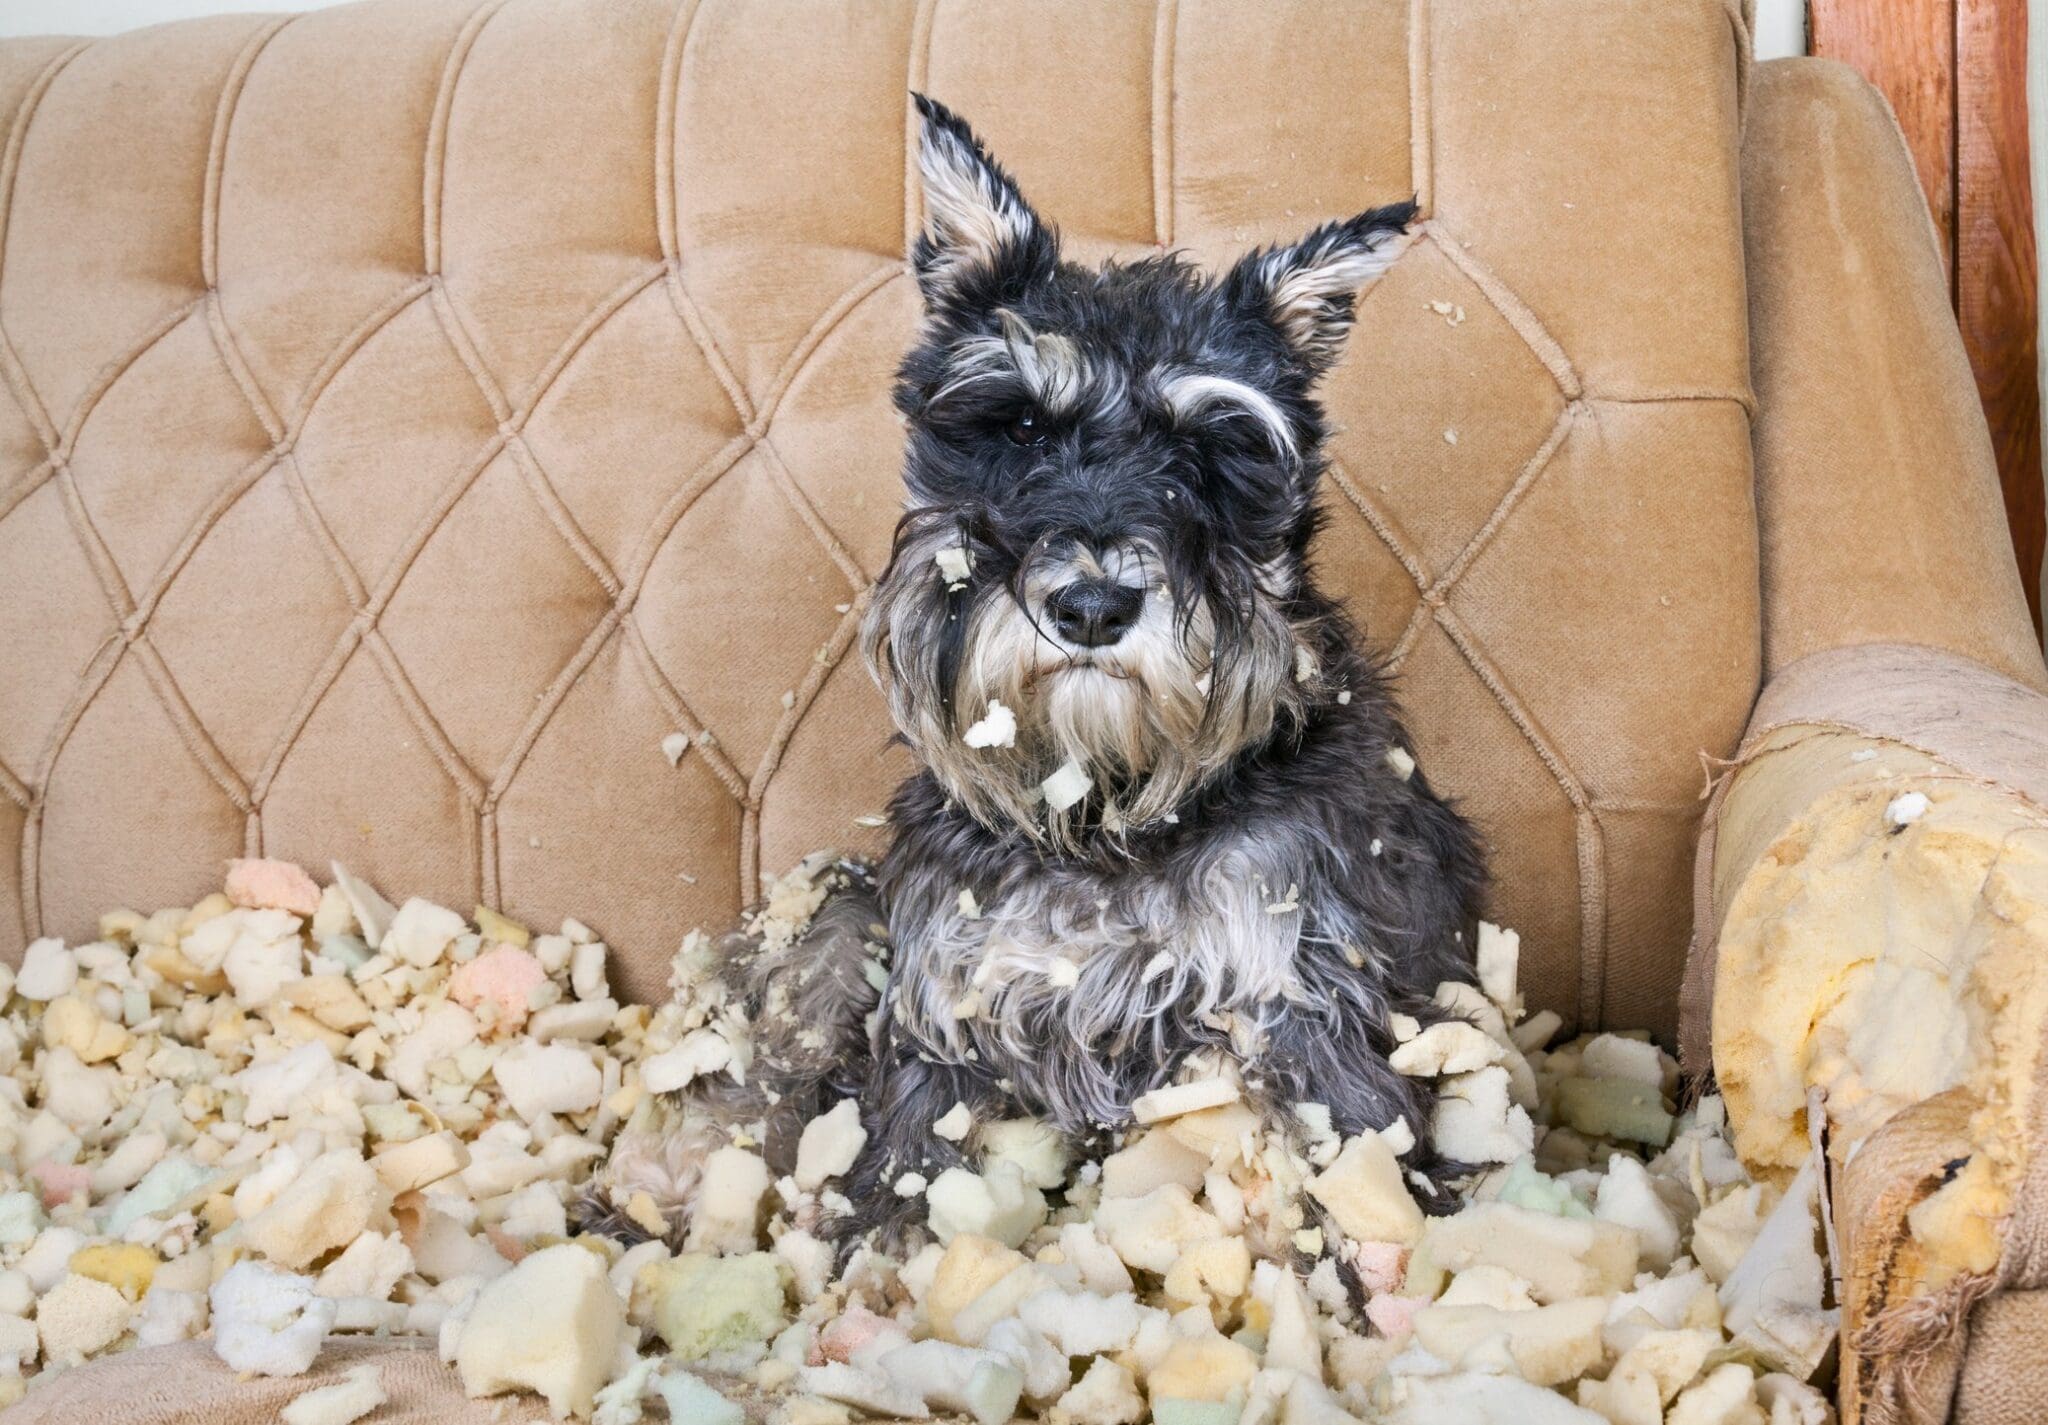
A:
[
  {"xmin": 507, "ymin": 431, "xmax": 623, "ymax": 598},
  {"xmin": 751, "ymin": 263, "xmax": 906, "ymax": 428},
  {"xmin": 280, "ymin": 278, "xmax": 435, "ymax": 439},
  {"xmin": 1150, "ymin": 0, "xmax": 1178, "ymax": 249},
  {"xmin": 423, "ymin": 0, "xmax": 508, "ymax": 278},
  {"xmin": 53, "ymin": 463, "xmax": 137, "ymax": 621},
  {"xmin": 0, "ymin": 40, "xmax": 91, "ymax": 451},
  {"xmin": 27, "ymin": 634, "xmax": 123, "ymax": 804},
  {"xmin": 0, "ymin": 453, "xmax": 51, "ymax": 528},
  {"xmin": 904, "ymin": 0, "xmax": 940, "ymax": 257},
  {"xmin": 54, "ymin": 295, "xmax": 207, "ymax": 457},
  {"xmin": 362, "ymin": 626, "xmax": 487, "ymax": 807},
  {"xmin": 427, "ymin": 280, "xmax": 512, "ymax": 424},
  {"xmin": 1426, "ymin": 400, "xmax": 1578, "ymax": 595},
  {"xmin": 229, "ymin": 284, "xmax": 446, "ymax": 828},
  {"xmin": 1323, "ymin": 453, "xmax": 1431, "ymax": 587},
  {"xmin": 205, "ymin": 291, "xmax": 284, "ymax": 442},
  {"xmin": 662, "ymin": 263, "xmax": 756, "ymax": 428},
  {"xmin": 1408, "ymin": 0, "xmax": 1432, "ymax": 216},
  {"xmin": 623, "ymin": 618, "xmax": 749, "ymax": 803},
  {"xmin": 0, "ymin": 339, "xmax": 55, "ymax": 468},
  {"xmin": 1424, "ymin": 223, "xmax": 1581, "ymax": 401},
  {"xmin": 745, "ymin": 588, "xmax": 871, "ymax": 809},
  {"xmin": 359, "ymin": 425, "xmax": 509, "ymax": 619},
  {"xmin": 753, "ymin": 436, "xmax": 868, "ymax": 594},
  {"xmin": 201, "ymin": 14, "xmax": 298, "ymax": 293},
  {"xmin": 126, "ymin": 445, "xmax": 285, "ymax": 632},
  {"xmin": 1430, "ymin": 602, "xmax": 1604, "ymax": 1026},
  {"xmin": 511, "ymin": 261, "xmax": 668, "ymax": 419},
  {"xmin": 247, "ymin": 615, "xmax": 367, "ymax": 806},
  {"xmin": 616, "ymin": 428, "xmax": 757, "ymax": 604},
  {"xmin": 277, "ymin": 450, "xmax": 367, "ymax": 610},
  {"xmin": 653, "ymin": 0, "xmax": 702, "ymax": 265},
  {"xmin": 21, "ymin": 633, "xmax": 125, "ymax": 938},
  {"xmin": 487, "ymin": 607, "xmax": 627, "ymax": 807},
  {"xmin": 1586, "ymin": 389, "xmax": 1757, "ymax": 416},
  {"xmin": 0, "ymin": 756, "xmax": 27, "ymax": 810},
  {"xmin": 651, "ymin": 0, "xmax": 757, "ymax": 432},
  {"xmin": 129, "ymin": 634, "xmax": 253, "ymax": 814}
]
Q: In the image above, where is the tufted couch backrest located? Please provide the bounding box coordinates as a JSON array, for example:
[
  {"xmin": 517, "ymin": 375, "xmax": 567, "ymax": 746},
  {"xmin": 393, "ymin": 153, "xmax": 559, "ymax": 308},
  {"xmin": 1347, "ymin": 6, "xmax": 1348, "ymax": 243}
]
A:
[{"xmin": 0, "ymin": 0, "xmax": 1758, "ymax": 1032}]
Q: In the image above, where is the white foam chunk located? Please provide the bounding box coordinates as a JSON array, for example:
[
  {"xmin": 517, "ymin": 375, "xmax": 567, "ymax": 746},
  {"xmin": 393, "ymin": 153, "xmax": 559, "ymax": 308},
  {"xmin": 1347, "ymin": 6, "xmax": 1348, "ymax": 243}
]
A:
[
  {"xmin": 281, "ymin": 1363, "xmax": 387, "ymax": 1425},
  {"xmin": 794, "ymin": 1099, "xmax": 867, "ymax": 1190},
  {"xmin": 963, "ymin": 700, "xmax": 1018, "ymax": 750},
  {"xmin": 1131, "ymin": 1077, "xmax": 1239, "ymax": 1125},
  {"xmin": 210, "ymin": 1261, "xmax": 338, "ymax": 1378},
  {"xmin": 383, "ymin": 898, "xmax": 467, "ymax": 968},
  {"xmin": 640, "ymin": 1029, "xmax": 732, "ymax": 1095},
  {"xmin": 494, "ymin": 1041, "xmax": 602, "ymax": 1119},
  {"xmin": 455, "ymin": 1244, "xmax": 627, "ymax": 1419},
  {"xmin": 1041, "ymin": 759, "xmax": 1093, "ymax": 814}
]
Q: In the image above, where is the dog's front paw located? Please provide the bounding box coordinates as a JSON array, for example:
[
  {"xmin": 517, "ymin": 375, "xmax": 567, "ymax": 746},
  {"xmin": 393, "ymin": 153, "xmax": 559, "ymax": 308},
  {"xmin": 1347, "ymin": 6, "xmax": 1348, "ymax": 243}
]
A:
[
  {"xmin": 570, "ymin": 1180, "xmax": 679, "ymax": 1248},
  {"xmin": 819, "ymin": 1182, "xmax": 936, "ymax": 1264},
  {"xmin": 575, "ymin": 1094, "xmax": 729, "ymax": 1249}
]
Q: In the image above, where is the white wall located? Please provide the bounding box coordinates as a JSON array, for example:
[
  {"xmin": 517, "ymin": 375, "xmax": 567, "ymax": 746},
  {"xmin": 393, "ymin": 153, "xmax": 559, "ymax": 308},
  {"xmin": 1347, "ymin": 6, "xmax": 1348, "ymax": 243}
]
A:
[
  {"xmin": 0, "ymin": 0, "xmax": 346, "ymax": 39},
  {"xmin": 14, "ymin": 0, "xmax": 1813, "ymax": 53},
  {"xmin": 1753, "ymin": 0, "xmax": 1806, "ymax": 61}
]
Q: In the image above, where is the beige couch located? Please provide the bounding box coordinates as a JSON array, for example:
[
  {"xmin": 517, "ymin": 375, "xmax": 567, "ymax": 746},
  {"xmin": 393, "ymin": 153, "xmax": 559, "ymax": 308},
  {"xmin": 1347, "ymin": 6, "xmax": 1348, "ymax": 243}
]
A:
[{"xmin": 0, "ymin": 0, "xmax": 2042, "ymax": 1419}]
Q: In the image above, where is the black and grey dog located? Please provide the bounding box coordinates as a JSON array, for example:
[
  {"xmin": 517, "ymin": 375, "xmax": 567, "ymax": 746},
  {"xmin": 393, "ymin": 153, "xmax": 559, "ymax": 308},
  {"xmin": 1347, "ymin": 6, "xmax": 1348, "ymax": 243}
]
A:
[{"xmin": 584, "ymin": 97, "xmax": 1483, "ymax": 1253}]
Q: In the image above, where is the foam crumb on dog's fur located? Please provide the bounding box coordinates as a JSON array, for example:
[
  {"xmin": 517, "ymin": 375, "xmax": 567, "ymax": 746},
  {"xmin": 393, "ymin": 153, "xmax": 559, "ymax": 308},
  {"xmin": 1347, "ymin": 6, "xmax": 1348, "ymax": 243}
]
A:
[{"xmin": 0, "ymin": 859, "xmax": 1834, "ymax": 1422}]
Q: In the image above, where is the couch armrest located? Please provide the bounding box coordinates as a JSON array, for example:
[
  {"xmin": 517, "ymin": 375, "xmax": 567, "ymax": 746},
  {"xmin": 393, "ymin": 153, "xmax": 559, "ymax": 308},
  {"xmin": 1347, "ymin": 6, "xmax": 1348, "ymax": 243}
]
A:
[
  {"xmin": 1743, "ymin": 59, "xmax": 2046, "ymax": 692},
  {"xmin": 1688, "ymin": 643, "xmax": 2048, "ymax": 1425}
]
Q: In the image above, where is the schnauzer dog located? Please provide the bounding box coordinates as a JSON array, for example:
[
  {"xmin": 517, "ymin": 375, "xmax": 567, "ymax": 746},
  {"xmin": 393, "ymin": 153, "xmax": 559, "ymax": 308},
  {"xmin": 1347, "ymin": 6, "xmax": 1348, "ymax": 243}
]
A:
[{"xmin": 583, "ymin": 96, "xmax": 1483, "ymax": 1254}]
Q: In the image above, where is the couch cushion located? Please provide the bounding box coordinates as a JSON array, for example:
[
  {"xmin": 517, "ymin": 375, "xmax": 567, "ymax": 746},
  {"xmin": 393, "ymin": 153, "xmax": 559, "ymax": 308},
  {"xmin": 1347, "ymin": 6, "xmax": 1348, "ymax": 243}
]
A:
[{"xmin": 0, "ymin": 0, "xmax": 1756, "ymax": 1029}]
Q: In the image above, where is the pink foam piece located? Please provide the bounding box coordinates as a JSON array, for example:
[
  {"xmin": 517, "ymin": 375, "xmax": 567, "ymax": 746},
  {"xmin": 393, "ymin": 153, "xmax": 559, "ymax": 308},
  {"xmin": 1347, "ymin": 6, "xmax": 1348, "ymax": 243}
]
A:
[
  {"xmin": 448, "ymin": 944, "xmax": 547, "ymax": 1031},
  {"xmin": 1364, "ymin": 1293, "xmax": 1427, "ymax": 1341},
  {"xmin": 30, "ymin": 1158, "xmax": 90, "ymax": 1209},
  {"xmin": 485, "ymin": 1226, "xmax": 528, "ymax": 1264},
  {"xmin": 224, "ymin": 858, "xmax": 322, "ymax": 916},
  {"xmin": 1348, "ymin": 1240, "xmax": 1410, "ymax": 1295},
  {"xmin": 813, "ymin": 1305, "xmax": 893, "ymax": 1364}
]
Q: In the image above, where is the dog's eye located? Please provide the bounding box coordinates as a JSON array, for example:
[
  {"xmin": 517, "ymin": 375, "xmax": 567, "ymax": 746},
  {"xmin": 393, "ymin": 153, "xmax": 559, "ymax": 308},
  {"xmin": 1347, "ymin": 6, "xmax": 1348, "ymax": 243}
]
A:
[{"xmin": 1005, "ymin": 410, "xmax": 1047, "ymax": 446}]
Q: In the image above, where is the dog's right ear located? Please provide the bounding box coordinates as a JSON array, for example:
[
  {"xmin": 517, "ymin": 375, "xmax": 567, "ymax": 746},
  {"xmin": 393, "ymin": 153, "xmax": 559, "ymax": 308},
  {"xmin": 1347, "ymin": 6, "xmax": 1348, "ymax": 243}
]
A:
[{"xmin": 911, "ymin": 94, "xmax": 1055, "ymax": 311}]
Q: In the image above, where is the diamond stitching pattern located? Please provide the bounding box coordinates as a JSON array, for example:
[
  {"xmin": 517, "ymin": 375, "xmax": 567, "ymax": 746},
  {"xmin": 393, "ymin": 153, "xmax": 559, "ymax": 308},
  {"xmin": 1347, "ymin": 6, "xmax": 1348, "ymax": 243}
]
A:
[{"xmin": 0, "ymin": 0, "xmax": 1759, "ymax": 1027}]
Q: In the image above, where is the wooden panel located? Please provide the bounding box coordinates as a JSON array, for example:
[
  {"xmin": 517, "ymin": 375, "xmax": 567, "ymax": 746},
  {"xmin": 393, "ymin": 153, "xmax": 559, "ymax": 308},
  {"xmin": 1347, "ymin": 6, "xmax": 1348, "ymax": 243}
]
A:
[
  {"xmin": 1812, "ymin": 0, "xmax": 2043, "ymax": 633},
  {"xmin": 1810, "ymin": 0, "xmax": 1957, "ymax": 274},
  {"xmin": 1957, "ymin": 0, "xmax": 2043, "ymax": 630}
]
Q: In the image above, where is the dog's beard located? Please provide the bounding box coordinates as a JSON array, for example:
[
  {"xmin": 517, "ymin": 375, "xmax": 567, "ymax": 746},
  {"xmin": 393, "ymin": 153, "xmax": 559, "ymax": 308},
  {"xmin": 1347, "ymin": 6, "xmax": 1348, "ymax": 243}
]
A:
[{"xmin": 864, "ymin": 526, "xmax": 1313, "ymax": 851}]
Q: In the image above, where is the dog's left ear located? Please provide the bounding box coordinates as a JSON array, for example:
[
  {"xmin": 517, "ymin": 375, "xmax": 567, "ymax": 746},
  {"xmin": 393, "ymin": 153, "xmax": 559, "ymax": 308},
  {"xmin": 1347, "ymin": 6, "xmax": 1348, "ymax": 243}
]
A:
[
  {"xmin": 911, "ymin": 94, "xmax": 1054, "ymax": 310},
  {"xmin": 1224, "ymin": 201, "xmax": 1418, "ymax": 374}
]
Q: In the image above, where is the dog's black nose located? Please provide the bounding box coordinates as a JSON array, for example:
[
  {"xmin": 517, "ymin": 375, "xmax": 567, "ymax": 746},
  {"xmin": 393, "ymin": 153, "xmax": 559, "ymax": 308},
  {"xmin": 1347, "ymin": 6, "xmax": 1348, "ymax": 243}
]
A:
[{"xmin": 1045, "ymin": 578, "xmax": 1144, "ymax": 648}]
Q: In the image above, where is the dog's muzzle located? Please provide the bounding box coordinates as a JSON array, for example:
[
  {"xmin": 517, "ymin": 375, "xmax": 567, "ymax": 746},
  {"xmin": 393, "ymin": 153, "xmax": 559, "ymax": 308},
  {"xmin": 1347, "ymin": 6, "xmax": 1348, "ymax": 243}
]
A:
[{"xmin": 1043, "ymin": 577, "xmax": 1144, "ymax": 648}]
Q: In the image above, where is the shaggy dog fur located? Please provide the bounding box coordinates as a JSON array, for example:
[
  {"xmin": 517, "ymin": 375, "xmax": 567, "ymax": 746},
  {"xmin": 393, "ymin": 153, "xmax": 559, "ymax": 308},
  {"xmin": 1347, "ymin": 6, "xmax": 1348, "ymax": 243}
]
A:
[{"xmin": 580, "ymin": 97, "xmax": 1484, "ymax": 1255}]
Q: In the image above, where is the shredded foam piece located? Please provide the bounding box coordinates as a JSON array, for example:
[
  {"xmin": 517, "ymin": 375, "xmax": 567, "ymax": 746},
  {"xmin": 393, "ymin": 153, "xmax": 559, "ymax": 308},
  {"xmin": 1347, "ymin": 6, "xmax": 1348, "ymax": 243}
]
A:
[
  {"xmin": 0, "ymin": 857, "xmax": 1840, "ymax": 1421},
  {"xmin": 281, "ymin": 1363, "xmax": 386, "ymax": 1425},
  {"xmin": 962, "ymin": 700, "xmax": 1018, "ymax": 750},
  {"xmin": 1041, "ymin": 760, "xmax": 1093, "ymax": 814}
]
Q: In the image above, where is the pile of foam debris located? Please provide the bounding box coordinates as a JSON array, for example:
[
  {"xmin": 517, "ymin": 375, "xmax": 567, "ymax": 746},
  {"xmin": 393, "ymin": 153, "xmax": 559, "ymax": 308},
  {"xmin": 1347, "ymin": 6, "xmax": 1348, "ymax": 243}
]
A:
[{"xmin": 0, "ymin": 856, "xmax": 1838, "ymax": 1424}]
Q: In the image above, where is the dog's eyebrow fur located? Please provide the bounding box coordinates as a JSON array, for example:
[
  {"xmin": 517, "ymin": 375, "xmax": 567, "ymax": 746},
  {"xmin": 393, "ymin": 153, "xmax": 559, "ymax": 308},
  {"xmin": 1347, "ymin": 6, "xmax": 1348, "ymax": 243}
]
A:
[
  {"xmin": 1154, "ymin": 368, "xmax": 1297, "ymax": 457},
  {"xmin": 936, "ymin": 310, "xmax": 1087, "ymax": 414}
]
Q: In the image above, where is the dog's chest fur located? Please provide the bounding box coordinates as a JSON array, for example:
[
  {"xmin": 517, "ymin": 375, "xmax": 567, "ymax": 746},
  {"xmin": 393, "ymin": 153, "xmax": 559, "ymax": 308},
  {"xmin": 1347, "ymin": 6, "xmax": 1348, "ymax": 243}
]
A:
[{"xmin": 885, "ymin": 812, "xmax": 1349, "ymax": 1129}]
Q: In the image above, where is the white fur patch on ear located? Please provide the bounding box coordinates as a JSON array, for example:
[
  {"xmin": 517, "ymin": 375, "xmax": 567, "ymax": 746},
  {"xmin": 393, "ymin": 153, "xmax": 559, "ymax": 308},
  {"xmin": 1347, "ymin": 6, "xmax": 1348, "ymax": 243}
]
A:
[
  {"xmin": 1156, "ymin": 369, "xmax": 1297, "ymax": 458},
  {"xmin": 918, "ymin": 112, "xmax": 1037, "ymax": 286},
  {"xmin": 1259, "ymin": 233, "xmax": 1409, "ymax": 352},
  {"xmin": 1229, "ymin": 207, "xmax": 1417, "ymax": 370}
]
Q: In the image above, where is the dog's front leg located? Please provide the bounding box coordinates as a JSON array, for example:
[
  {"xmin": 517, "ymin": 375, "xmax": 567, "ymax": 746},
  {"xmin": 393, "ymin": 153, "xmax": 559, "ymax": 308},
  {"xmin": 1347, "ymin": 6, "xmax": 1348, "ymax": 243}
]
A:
[
  {"xmin": 1258, "ymin": 976, "xmax": 1471, "ymax": 1214},
  {"xmin": 824, "ymin": 1023, "xmax": 1001, "ymax": 1258}
]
